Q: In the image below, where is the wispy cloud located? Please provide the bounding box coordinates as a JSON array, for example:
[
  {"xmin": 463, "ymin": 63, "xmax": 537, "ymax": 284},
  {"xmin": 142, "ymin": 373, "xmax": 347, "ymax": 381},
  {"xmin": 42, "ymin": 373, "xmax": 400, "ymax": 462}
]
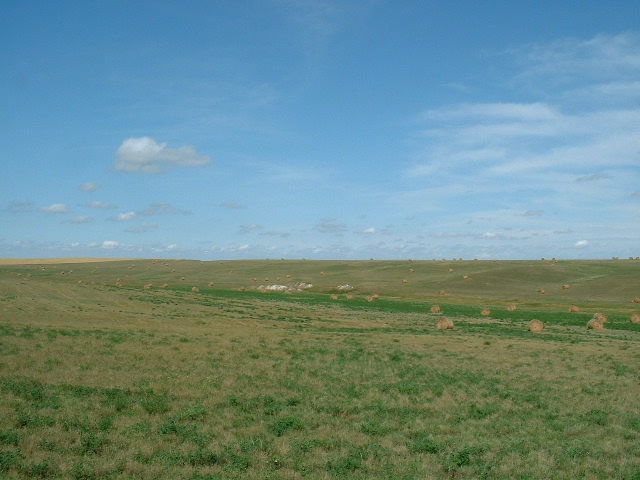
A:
[
  {"xmin": 79, "ymin": 182, "xmax": 101, "ymax": 192},
  {"xmin": 40, "ymin": 204, "xmax": 70, "ymax": 214},
  {"xmin": 140, "ymin": 203, "xmax": 191, "ymax": 216},
  {"xmin": 116, "ymin": 212, "xmax": 137, "ymax": 222},
  {"xmin": 114, "ymin": 137, "xmax": 212, "ymax": 174},
  {"xmin": 220, "ymin": 201, "xmax": 246, "ymax": 209},
  {"xmin": 406, "ymin": 33, "xmax": 640, "ymax": 226},
  {"xmin": 314, "ymin": 218, "xmax": 348, "ymax": 234},
  {"xmin": 87, "ymin": 201, "xmax": 118, "ymax": 210},
  {"xmin": 126, "ymin": 222, "xmax": 158, "ymax": 233},
  {"xmin": 71, "ymin": 215, "xmax": 93, "ymax": 223},
  {"xmin": 4, "ymin": 201, "xmax": 34, "ymax": 213}
]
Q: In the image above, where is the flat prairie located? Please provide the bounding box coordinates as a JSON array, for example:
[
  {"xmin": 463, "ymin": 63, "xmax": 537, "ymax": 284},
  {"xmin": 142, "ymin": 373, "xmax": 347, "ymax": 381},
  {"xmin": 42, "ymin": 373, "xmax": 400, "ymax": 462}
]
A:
[{"xmin": 0, "ymin": 258, "xmax": 639, "ymax": 479}]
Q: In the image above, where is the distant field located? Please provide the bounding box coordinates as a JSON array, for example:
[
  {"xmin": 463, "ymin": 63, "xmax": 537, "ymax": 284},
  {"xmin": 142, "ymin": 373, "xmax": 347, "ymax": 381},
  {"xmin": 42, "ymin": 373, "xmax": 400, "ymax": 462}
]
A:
[
  {"xmin": 1, "ymin": 258, "xmax": 639, "ymax": 479},
  {"xmin": 0, "ymin": 258, "xmax": 133, "ymax": 265}
]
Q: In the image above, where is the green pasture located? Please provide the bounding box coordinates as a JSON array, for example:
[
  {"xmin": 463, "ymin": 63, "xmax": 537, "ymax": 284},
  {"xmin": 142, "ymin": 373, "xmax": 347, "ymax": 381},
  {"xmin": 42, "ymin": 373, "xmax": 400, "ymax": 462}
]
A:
[{"xmin": 0, "ymin": 258, "xmax": 639, "ymax": 479}]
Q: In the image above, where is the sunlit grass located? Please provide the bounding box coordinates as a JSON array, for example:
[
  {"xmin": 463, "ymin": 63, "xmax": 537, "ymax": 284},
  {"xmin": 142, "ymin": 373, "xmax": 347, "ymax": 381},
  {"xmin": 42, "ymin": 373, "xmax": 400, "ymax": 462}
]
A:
[{"xmin": 0, "ymin": 258, "xmax": 639, "ymax": 478}]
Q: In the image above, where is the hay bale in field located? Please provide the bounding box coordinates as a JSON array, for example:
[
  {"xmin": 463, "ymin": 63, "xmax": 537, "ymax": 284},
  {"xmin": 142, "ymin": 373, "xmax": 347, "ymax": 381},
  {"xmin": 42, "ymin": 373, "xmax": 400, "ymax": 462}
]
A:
[
  {"xmin": 632, "ymin": 297, "xmax": 640, "ymax": 304},
  {"xmin": 507, "ymin": 304, "xmax": 517, "ymax": 311},
  {"xmin": 331, "ymin": 294, "xmax": 339, "ymax": 300},
  {"xmin": 437, "ymin": 317, "xmax": 454, "ymax": 330},
  {"xmin": 366, "ymin": 296, "xmax": 374, "ymax": 302},
  {"xmin": 562, "ymin": 284, "xmax": 570, "ymax": 290},
  {"xmin": 431, "ymin": 305, "xmax": 441, "ymax": 313},
  {"xmin": 448, "ymin": 268, "xmax": 454, "ymax": 273},
  {"xmin": 587, "ymin": 318, "xmax": 604, "ymax": 330},
  {"xmin": 528, "ymin": 319, "xmax": 544, "ymax": 332},
  {"xmin": 162, "ymin": 283, "xmax": 168, "ymax": 288},
  {"xmin": 569, "ymin": 305, "xmax": 580, "ymax": 313},
  {"xmin": 437, "ymin": 290, "xmax": 446, "ymax": 296},
  {"xmin": 208, "ymin": 282, "xmax": 215, "ymax": 287},
  {"xmin": 402, "ymin": 279, "xmax": 408, "ymax": 284},
  {"xmin": 144, "ymin": 283, "xmax": 152, "ymax": 289},
  {"xmin": 192, "ymin": 287, "xmax": 199, "ymax": 292},
  {"xmin": 481, "ymin": 308, "xmax": 491, "ymax": 316},
  {"xmin": 631, "ymin": 313, "xmax": 640, "ymax": 324},
  {"xmin": 239, "ymin": 286, "xmax": 246, "ymax": 291},
  {"xmin": 462, "ymin": 275, "xmax": 469, "ymax": 280},
  {"xmin": 593, "ymin": 313, "xmax": 608, "ymax": 323},
  {"xmin": 346, "ymin": 294, "xmax": 354, "ymax": 300}
]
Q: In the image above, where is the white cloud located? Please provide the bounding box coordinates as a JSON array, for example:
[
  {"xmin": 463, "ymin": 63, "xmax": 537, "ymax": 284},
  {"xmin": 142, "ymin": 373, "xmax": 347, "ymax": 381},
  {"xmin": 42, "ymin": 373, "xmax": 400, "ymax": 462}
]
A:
[
  {"xmin": 167, "ymin": 244, "xmax": 179, "ymax": 251},
  {"xmin": 40, "ymin": 204, "xmax": 69, "ymax": 213},
  {"xmin": 117, "ymin": 212, "xmax": 137, "ymax": 221},
  {"xmin": 114, "ymin": 137, "xmax": 212, "ymax": 174},
  {"xmin": 575, "ymin": 240, "xmax": 589, "ymax": 248},
  {"xmin": 102, "ymin": 240, "xmax": 120, "ymax": 249},
  {"xmin": 79, "ymin": 182, "xmax": 101, "ymax": 192}
]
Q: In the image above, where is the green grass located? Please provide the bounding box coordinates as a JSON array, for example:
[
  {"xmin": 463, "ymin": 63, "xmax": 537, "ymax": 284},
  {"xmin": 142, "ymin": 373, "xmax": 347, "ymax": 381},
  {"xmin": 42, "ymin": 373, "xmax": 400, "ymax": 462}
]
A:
[{"xmin": 0, "ymin": 258, "xmax": 639, "ymax": 478}]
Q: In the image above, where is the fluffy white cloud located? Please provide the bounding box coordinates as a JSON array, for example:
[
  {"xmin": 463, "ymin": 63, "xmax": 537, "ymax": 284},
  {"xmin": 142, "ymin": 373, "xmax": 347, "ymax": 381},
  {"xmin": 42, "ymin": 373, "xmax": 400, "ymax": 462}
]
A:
[
  {"xmin": 40, "ymin": 204, "xmax": 69, "ymax": 213},
  {"xmin": 102, "ymin": 240, "xmax": 120, "ymax": 248},
  {"xmin": 575, "ymin": 240, "xmax": 589, "ymax": 248},
  {"xmin": 115, "ymin": 137, "xmax": 212, "ymax": 174},
  {"xmin": 71, "ymin": 215, "xmax": 93, "ymax": 223}
]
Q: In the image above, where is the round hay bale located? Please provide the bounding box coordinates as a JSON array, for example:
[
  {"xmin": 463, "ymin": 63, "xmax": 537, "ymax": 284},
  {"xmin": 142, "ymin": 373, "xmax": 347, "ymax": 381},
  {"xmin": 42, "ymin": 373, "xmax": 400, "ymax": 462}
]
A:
[
  {"xmin": 430, "ymin": 305, "xmax": 441, "ymax": 314},
  {"xmin": 561, "ymin": 284, "xmax": 570, "ymax": 290},
  {"xmin": 538, "ymin": 289, "xmax": 546, "ymax": 294},
  {"xmin": 239, "ymin": 286, "xmax": 246, "ymax": 291},
  {"xmin": 587, "ymin": 318, "xmax": 604, "ymax": 330},
  {"xmin": 437, "ymin": 317, "xmax": 454, "ymax": 330},
  {"xmin": 507, "ymin": 304, "xmax": 517, "ymax": 312},
  {"xmin": 462, "ymin": 275, "xmax": 470, "ymax": 280},
  {"xmin": 346, "ymin": 294, "xmax": 354, "ymax": 300},
  {"xmin": 437, "ymin": 290, "xmax": 446, "ymax": 296},
  {"xmin": 632, "ymin": 297, "xmax": 640, "ymax": 304},
  {"xmin": 569, "ymin": 305, "xmax": 580, "ymax": 313},
  {"xmin": 366, "ymin": 296, "xmax": 374, "ymax": 302},
  {"xmin": 330, "ymin": 294, "xmax": 339, "ymax": 300},
  {"xmin": 402, "ymin": 279, "xmax": 408, "ymax": 284},
  {"xmin": 593, "ymin": 313, "xmax": 608, "ymax": 323},
  {"xmin": 192, "ymin": 287, "xmax": 199, "ymax": 292},
  {"xmin": 528, "ymin": 319, "xmax": 544, "ymax": 332},
  {"xmin": 631, "ymin": 313, "xmax": 640, "ymax": 324},
  {"xmin": 481, "ymin": 308, "xmax": 491, "ymax": 316},
  {"xmin": 208, "ymin": 282, "xmax": 215, "ymax": 287}
]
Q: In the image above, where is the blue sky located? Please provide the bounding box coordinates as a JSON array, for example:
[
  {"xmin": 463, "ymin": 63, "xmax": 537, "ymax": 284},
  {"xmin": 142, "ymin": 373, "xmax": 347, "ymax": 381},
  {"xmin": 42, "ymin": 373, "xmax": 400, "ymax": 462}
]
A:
[{"xmin": 2, "ymin": 1, "xmax": 639, "ymax": 260}]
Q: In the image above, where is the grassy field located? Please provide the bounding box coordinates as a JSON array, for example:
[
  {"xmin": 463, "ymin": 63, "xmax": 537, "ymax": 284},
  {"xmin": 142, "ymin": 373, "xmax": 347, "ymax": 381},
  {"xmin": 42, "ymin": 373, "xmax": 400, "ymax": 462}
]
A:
[{"xmin": 0, "ymin": 258, "xmax": 639, "ymax": 479}]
